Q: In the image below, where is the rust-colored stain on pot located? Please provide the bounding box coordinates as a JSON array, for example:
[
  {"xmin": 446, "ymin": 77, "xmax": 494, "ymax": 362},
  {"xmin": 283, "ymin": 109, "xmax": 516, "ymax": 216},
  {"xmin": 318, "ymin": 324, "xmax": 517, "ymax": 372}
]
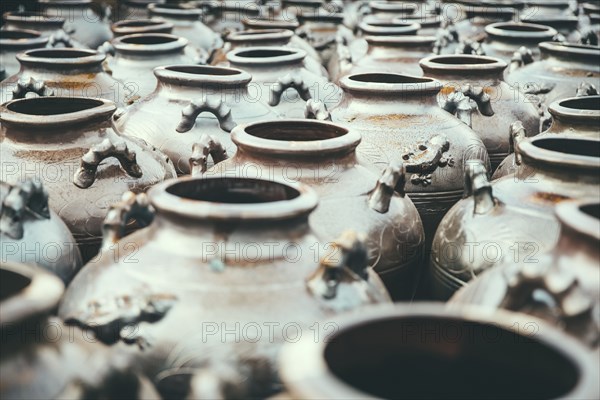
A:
[{"xmin": 531, "ymin": 192, "xmax": 571, "ymax": 204}]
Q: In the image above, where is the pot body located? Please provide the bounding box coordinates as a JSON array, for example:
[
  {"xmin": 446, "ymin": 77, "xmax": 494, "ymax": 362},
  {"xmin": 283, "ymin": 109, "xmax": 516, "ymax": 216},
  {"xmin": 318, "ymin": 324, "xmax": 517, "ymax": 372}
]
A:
[
  {"xmin": 58, "ymin": 177, "xmax": 391, "ymax": 398},
  {"xmin": 0, "ymin": 29, "xmax": 48, "ymax": 78},
  {"xmin": 0, "ymin": 97, "xmax": 176, "ymax": 261},
  {"xmin": 0, "ymin": 180, "xmax": 82, "ymax": 284}
]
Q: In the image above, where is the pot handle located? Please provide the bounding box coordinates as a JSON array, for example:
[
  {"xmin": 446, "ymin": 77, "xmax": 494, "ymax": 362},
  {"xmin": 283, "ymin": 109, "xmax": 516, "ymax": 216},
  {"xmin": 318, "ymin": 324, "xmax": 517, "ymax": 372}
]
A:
[
  {"xmin": 500, "ymin": 263, "xmax": 599, "ymax": 347},
  {"xmin": 580, "ymin": 29, "xmax": 598, "ymax": 46},
  {"xmin": 464, "ymin": 160, "xmax": 495, "ymax": 215},
  {"xmin": 304, "ymin": 99, "xmax": 331, "ymax": 121},
  {"xmin": 432, "ymin": 22, "xmax": 459, "ymax": 55},
  {"xmin": 101, "ymin": 191, "xmax": 154, "ymax": 249},
  {"xmin": 0, "ymin": 179, "xmax": 50, "ymax": 240},
  {"xmin": 189, "ymin": 134, "xmax": 229, "ymax": 176},
  {"xmin": 73, "ymin": 138, "xmax": 143, "ymax": 189},
  {"xmin": 97, "ymin": 41, "xmax": 116, "ymax": 56},
  {"xmin": 440, "ymin": 91, "xmax": 477, "ymax": 127},
  {"xmin": 455, "ymin": 39, "xmax": 486, "ymax": 56},
  {"xmin": 369, "ymin": 161, "xmax": 406, "ymax": 214},
  {"xmin": 576, "ymin": 81, "xmax": 598, "ymax": 97},
  {"xmin": 176, "ymin": 98, "xmax": 237, "ymax": 133},
  {"xmin": 11, "ymin": 77, "xmax": 54, "ymax": 99},
  {"xmin": 509, "ymin": 46, "xmax": 534, "ymax": 73},
  {"xmin": 47, "ymin": 30, "xmax": 75, "ymax": 48},
  {"xmin": 509, "ymin": 121, "xmax": 526, "ymax": 166},
  {"xmin": 268, "ymin": 74, "xmax": 312, "ymax": 107}
]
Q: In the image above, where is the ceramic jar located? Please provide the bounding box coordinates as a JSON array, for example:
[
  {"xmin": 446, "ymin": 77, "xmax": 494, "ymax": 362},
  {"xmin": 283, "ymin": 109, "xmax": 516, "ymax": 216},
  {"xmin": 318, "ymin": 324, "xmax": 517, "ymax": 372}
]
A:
[
  {"xmin": 111, "ymin": 18, "xmax": 173, "ymax": 37},
  {"xmin": 0, "ymin": 29, "xmax": 49, "ymax": 78},
  {"xmin": 0, "ymin": 261, "xmax": 158, "ymax": 399},
  {"xmin": 419, "ymin": 54, "xmax": 541, "ymax": 171},
  {"xmin": 451, "ymin": 199, "xmax": 600, "ymax": 348},
  {"xmin": 506, "ymin": 42, "xmax": 600, "ymax": 107},
  {"xmin": 0, "ymin": 96, "xmax": 176, "ymax": 261},
  {"xmin": 483, "ymin": 22, "xmax": 558, "ymax": 65},
  {"xmin": 521, "ymin": 14, "xmax": 583, "ymax": 43},
  {"xmin": 2, "ymin": 11, "xmax": 66, "ymax": 38},
  {"xmin": 494, "ymin": 95, "xmax": 600, "ymax": 179},
  {"xmin": 429, "ymin": 136, "xmax": 600, "ymax": 300},
  {"xmin": 38, "ymin": 0, "xmax": 113, "ymax": 49},
  {"xmin": 226, "ymin": 46, "xmax": 339, "ymax": 118},
  {"xmin": 330, "ymin": 73, "xmax": 490, "ymax": 257},
  {"xmin": 295, "ymin": 12, "xmax": 346, "ymax": 64},
  {"xmin": 0, "ymin": 48, "xmax": 133, "ymax": 107},
  {"xmin": 392, "ymin": 15, "xmax": 443, "ymax": 36},
  {"xmin": 115, "ymin": 65, "xmax": 279, "ymax": 175},
  {"xmin": 116, "ymin": 0, "xmax": 166, "ymax": 21},
  {"xmin": 59, "ymin": 177, "xmax": 391, "ymax": 398},
  {"xmin": 357, "ymin": 19, "xmax": 421, "ymax": 37},
  {"xmin": 0, "ymin": 180, "xmax": 82, "ymax": 284},
  {"xmin": 206, "ymin": 119, "xmax": 425, "ymax": 300},
  {"xmin": 452, "ymin": 5, "xmax": 516, "ymax": 42},
  {"xmin": 279, "ymin": 304, "xmax": 600, "ymax": 399},
  {"xmin": 104, "ymin": 33, "xmax": 200, "ymax": 101},
  {"xmin": 199, "ymin": 0, "xmax": 263, "ymax": 34}
]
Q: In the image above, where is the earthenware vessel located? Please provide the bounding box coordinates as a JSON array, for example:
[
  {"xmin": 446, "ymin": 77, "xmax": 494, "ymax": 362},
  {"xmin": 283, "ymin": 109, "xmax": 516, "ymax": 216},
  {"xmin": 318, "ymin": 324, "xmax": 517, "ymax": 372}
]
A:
[
  {"xmin": 116, "ymin": 0, "xmax": 165, "ymax": 21},
  {"xmin": 0, "ymin": 29, "xmax": 49, "ymax": 78},
  {"xmin": 2, "ymin": 10, "xmax": 66, "ymax": 38},
  {"xmin": 483, "ymin": 22, "xmax": 558, "ymax": 65},
  {"xmin": 111, "ymin": 18, "xmax": 173, "ymax": 37}
]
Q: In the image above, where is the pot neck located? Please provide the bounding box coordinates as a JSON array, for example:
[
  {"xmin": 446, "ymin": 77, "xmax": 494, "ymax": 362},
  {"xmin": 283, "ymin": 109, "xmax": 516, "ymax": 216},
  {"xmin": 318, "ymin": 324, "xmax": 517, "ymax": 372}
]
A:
[
  {"xmin": 16, "ymin": 48, "xmax": 105, "ymax": 72},
  {"xmin": 419, "ymin": 55, "xmax": 507, "ymax": 81},
  {"xmin": 554, "ymin": 200, "xmax": 600, "ymax": 263},
  {"xmin": 339, "ymin": 73, "xmax": 441, "ymax": 105},
  {"xmin": 113, "ymin": 33, "xmax": 187, "ymax": 56},
  {"xmin": 0, "ymin": 29, "xmax": 49, "ymax": 50},
  {"xmin": 227, "ymin": 46, "xmax": 307, "ymax": 68},
  {"xmin": 539, "ymin": 42, "xmax": 600, "ymax": 64},
  {"xmin": 485, "ymin": 22, "xmax": 558, "ymax": 44},
  {"xmin": 153, "ymin": 65, "xmax": 252, "ymax": 97},
  {"xmin": 517, "ymin": 137, "xmax": 600, "ymax": 175},
  {"xmin": 547, "ymin": 96, "xmax": 600, "ymax": 134}
]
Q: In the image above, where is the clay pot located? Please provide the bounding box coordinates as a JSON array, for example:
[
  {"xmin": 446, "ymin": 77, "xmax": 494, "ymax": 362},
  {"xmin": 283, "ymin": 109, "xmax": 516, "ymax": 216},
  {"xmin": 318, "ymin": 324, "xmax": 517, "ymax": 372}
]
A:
[
  {"xmin": 330, "ymin": 73, "xmax": 490, "ymax": 257},
  {"xmin": 111, "ymin": 18, "xmax": 174, "ymax": 37},
  {"xmin": 429, "ymin": 136, "xmax": 600, "ymax": 300},
  {"xmin": 206, "ymin": 119, "xmax": 425, "ymax": 300},
  {"xmin": 506, "ymin": 42, "xmax": 600, "ymax": 107},
  {"xmin": 0, "ymin": 97, "xmax": 176, "ymax": 262},
  {"xmin": 38, "ymin": 0, "xmax": 113, "ymax": 49},
  {"xmin": 147, "ymin": 3, "xmax": 222, "ymax": 60},
  {"xmin": 494, "ymin": 95, "xmax": 600, "ymax": 179},
  {"xmin": 521, "ymin": 15, "xmax": 584, "ymax": 43},
  {"xmin": 279, "ymin": 303, "xmax": 600, "ymax": 399},
  {"xmin": 0, "ymin": 261, "xmax": 158, "ymax": 399},
  {"xmin": 0, "ymin": 180, "xmax": 82, "ymax": 284},
  {"xmin": 522, "ymin": 0, "xmax": 574, "ymax": 17},
  {"xmin": 2, "ymin": 10, "xmax": 66, "ymax": 38},
  {"xmin": 0, "ymin": 29, "xmax": 49, "ymax": 78},
  {"xmin": 451, "ymin": 199, "xmax": 600, "ymax": 348},
  {"xmin": 392, "ymin": 15, "xmax": 443, "ymax": 36},
  {"xmin": 59, "ymin": 176, "xmax": 391, "ymax": 398},
  {"xmin": 115, "ymin": 65, "xmax": 279, "ymax": 175},
  {"xmin": 116, "ymin": 0, "xmax": 166, "ymax": 21},
  {"xmin": 452, "ymin": 5, "xmax": 516, "ymax": 42},
  {"xmin": 365, "ymin": 1, "xmax": 420, "ymax": 20},
  {"xmin": 357, "ymin": 19, "xmax": 421, "ymax": 37},
  {"xmin": 199, "ymin": 0, "xmax": 263, "ymax": 34},
  {"xmin": 483, "ymin": 22, "xmax": 558, "ymax": 65},
  {"xmin": 0, "ymin": 48, "xmax": 134, "ymax": 107},
  {"xmin": 104, "ymin": 33, "xmax": 200, "ymax": 101},
  {"xmin": 419, "ymin": 54, "xmax": 540, "ymax": 171},
  {"xmin": 226, "ymin": 47, "xmax": 339, "ymax": 118},
  {"xmin": 296, "ymin": 12, "xmax": 346, "ymax": 64}
]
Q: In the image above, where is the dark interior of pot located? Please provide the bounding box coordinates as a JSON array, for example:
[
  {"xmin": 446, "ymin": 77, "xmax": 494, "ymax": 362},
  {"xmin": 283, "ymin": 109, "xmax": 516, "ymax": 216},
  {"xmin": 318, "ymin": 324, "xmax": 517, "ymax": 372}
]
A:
[
  {"xmin": 118, "ymin": 20, "xmax": 165, "ymax": 27},
  {"xmin": 234, "ymin": 49, "xmax": 295, "ymax": 58},
  {"xmin": 166, "ymin": 178, "xmax": 300, "ymax": 204},
  {"xmin": 25, "ymin": 49, "xmax": 95, "ymax": 58},
  {"xmin": 365, "ymin": 22, "xmax": 414, "ymax": 28},
  {"xmin": 324, "ymin": 316, "xmax": 579, "ymax": 399},
  {"xmin": 1, "ymin": 30, "xmax": 41, "ymax": 39},
  {"xmin": 430, "ymin": 56, "xmax": 498, "ymax": 65},
  {"xmin": 496, "ymin": 24, "xmax": 550, "ymax": 32},
  {"xmin": 121, "ymin": 35, "xmax": 177, "ymax": 44},
  {"xmin": 6, "ymin": 97, "xmax": 104, "ymax": 115},
  {"xmin": 0, "ymin": 268, "xmax": 31, "ymax": 301},
  {"xmin": 581, "ymin": 203, "xmax": 600, "ymax": 219},
  {"xmin": 165, "ymin": 65, "xmax": 240, "ymax": 75},
  {"xmin": 349, "ymin": 73, "xmax": 432, "ymax": 84},
  {"xmin": 532, "ymin": 138, "xmax": 600, "ymax": 158},
  {"xmin": 559, "ymin": 97, "xmax": 600, "ymax": 111},
  {"xmin": 245, "ymin": 121, "xmax": 348, "ymax": 141}
]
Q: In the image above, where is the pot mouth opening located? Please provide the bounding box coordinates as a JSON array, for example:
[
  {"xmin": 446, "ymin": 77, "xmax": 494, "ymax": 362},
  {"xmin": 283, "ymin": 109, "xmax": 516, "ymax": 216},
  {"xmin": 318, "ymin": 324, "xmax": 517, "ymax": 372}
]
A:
[
  {"xmin": 532, "ymin": 137, "xmax": 599, "ymax": 157},
  {"xmin": 485, "ymin": 22, "xmax": 557, "ymax": 40},
  {"xmin": 39, "ymin": 0, "xmax": 93, "ymax": 6},
  {"xmin": 227, "ymin": 29, "xmax": 293, "ymax": 42},
  {"xmin": 21, "ymin": 48, "xmax": 96, "ymax": 59},
  {"xmin": 148, "ymin": 3, "xmax": 203, "ymax": 17},
  {"xmin": 365, "ymin": 35, "xmax": 437, "ymax": 46},
  {"xmin": 3, "ymin": 11, "xmax": 65, "ymax": 23},
  {"xmin": 349, "ymin": 73, "xmax": 432, "ymax": 84},
  {"xmin": 113, "ymin": 19, "xmax": 171, "ymax": 28},
  {"xmin": 556, "ymin": 200, "xmax": 600, "ymax": 242},
  {"xmin": 232, "ymin": 48, "xmax": 296, "ymax": 58},
  {"xmin": 420, "ymin": 55, "xmax": 507, "ymax": 74},
  {"xmin": 1, "ymin": 268, "xmax": 32, "ymax": 302},
  {"xmin": 582, "ymin": 203, "xmax": 600, "ymax": 220},
  {"xmin": 539, "ymin": 41, "xmax": 600, "ymax": 60},
  {"xmin": 550, "ymin": 96, "xmax": 600, "ymax": 121},
  {"xmin": 341, "ymin": 73, "xmax": 440, "ymax": 95},
  {"xmin": 155, "ymin": 65, "xmax": 252, "ymax": 87},
  {"xmin": 519, "ymin": 137, "xmax": 600, "ymax": 170},
  {"xmin": 119, "ymin": 33, "xmax": 178, "ymax": 45},
  {"xmin": 164, "ymin": 65, "xmax": 240, "ymax": 76},
  {"xmin": 359, "ymin": 20, "xmax": 421, "ymax": 34},
  {"xmin": 1, "ymin": 29, "xmax": 42, "ymax": 40},
  {"xmin": 150, "ymin": 177, "xmax": 318, "ymax": 221},
  {"xmin": 5, "ymin": 97, "xmax": 105, "ymax": 115},
  {"xmin": 227, "ymin": 46, "xmax": 305, "ymax": 65},
  {"xmin": 241, "ymin": 17, "xmax": 300, "ymax": 30},
  {"xmin": 323, "ymin": 315, "xmax": 580, "ymax": 399},
  {"xmin": 369, "ymin": 0, "xmax": 417, "ymax": 13},
  {"xmin": 17, "ymin": 48, "xmax": 105, "ymax": 67}
]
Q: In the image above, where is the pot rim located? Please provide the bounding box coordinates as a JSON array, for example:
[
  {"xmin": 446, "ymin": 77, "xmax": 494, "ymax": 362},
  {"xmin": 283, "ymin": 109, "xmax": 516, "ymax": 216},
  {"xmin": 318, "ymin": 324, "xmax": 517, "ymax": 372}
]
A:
[
  {"xmin": 521, "ymin": 15, "xmax": 579, "ymax": 28},
  {"xmin": 241, "ymin": 17, "xmax": 300, "ymax": 30},
  {"xmin": 391, "ymin": 16, "xmax": 442, "ymax": 28},
  {"xmin": 0, "ymin": 28, "xmax": 49, "ymax": 48},
  {"xmin": 419, "ymin": 54, "xmax": 507, "ymax": 75},
  {"xmin": 340, "ymin": 73, "xmax": 441, "ymax": 96},
  {"xmin": 365, "ymin": 35, "xmax": 436, "ymax": 46},
  {"xmin": 548, "ymin": 95, "xmax": 600, "ymax": 123},
  {"xmin": 464, "ymin": 6, "xmax": 516, "ymax": 18},
  {"xmin": 556, "ymin": 199, "xmax": 600, "ymax": 242},
  {"xmin": 227, "ymin": 46, "xmax": 306, "ymax": 66},
  {"xmin": 232, "ymin": 119, "xmax": 361, "ymax": 157},
  {"xmin": 517, "ymin": 136, "xmax": 600, "ymax": 171},
  {"xmin": 358, "ymin": 20, "xmax": 421, "ymax": 36},
  {"xmin": 111, "ymin": 18, "xmax": 173, "ymax": 35},
  {"xmin": 153, "ymin": 65, "xmax": 252, "ymax": 87},
  {"xmin": 226, "ymin": 29, "xmax": 294, "ymax": 44},
  {"xmin": 148, "ymin": 176, "xmax": 318, "ymax": 221},
  {"xmin": 279, "ymin": 303, "xmax": 599, "ymax": 400},
  {"xmin": 38, "ymin": 0, "xmax": 93, "ymax": 6},
  {"xmin": 0, "ymin": 97, "xmax": 116, "ymax": 129},
  {"xmin": 16, "ymin": 48, "xmax": 105, "ymax": 68},
  {"xmin": 295, "ymin": 12, "xmax": 345, "ymax": 23},
  {"xmin": 113, "ymin": 33, "xmax": 188, "ymax": 54},
  {"xmin": 369, "ymin": 0, "xmax": 418, "ymax": 13},
  {"xmin": 0, "ymin": 262, "xmax": 64, "ymax": 327},
  {"xmin": 485, "ymin": 22, "xmax": 558, "ymax": 41},
  {"xmin": 148, "ymin": 3, "xmax": 203, "ymax": 18},
  {"xmin": 2, "ymin": 10, "xmax": 66, "ymax": 25},
  {"xmin": 539, "ymin": 41, "xmax": 600, "ymax": 60}
]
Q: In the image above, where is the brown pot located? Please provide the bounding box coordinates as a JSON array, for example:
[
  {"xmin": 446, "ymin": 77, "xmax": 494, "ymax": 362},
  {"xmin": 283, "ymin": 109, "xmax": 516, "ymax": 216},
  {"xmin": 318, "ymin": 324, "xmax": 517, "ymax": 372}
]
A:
[
  {"xmin": 330, "ymin": 73, "xmax": 490, "ymax": 259},
  {"xmin": 111, "ymin": 18, "xmax": 173, "ymax": 37},
  {"xmin": 0, "ymin": 261, "xmax": 159, "ymax": 399},
  {"xmin": 226, "ymin": 46, "xmax": 339, "ymax": 118},
  {"xmin": 429, "ymin": 136, "xmax": 600, "ymax": 300},
  {"xmin": 0, "ymin": 29, "xmax": 49, "ymax": 78},
  {"xmin": 279, "ymin": 303, "xmax": 600, "ymax": 399},
  {"xmin": 206, "ymin": 119, "xmax": 425, "ymax": 300},
  {"xmin": 104, "ymin": 33, "xmax": 200, "ymax": 101},
  {"xmin": 0, "ymin": 97, "xmax": 176, "ymax": 261},
  {"xmin": 115, "ymin": 65, "xmax": 279, "ymax": 175},
  {"xmin": 2, "ymin": 10, "xmax": 66, "ymax": 38},
  {"xmin": 59, "ymin": 177, "xmax": 391, "ymax": 398},
  {"xmin": 419, "ymin": 54, "xmax": 541, "ymax": 171},
  {"xmin": 1, "ymin": 180, "xmax": 82, "ymax": 284},
  {"xmin": 0, "ymin": 48, "xmax": 134, "ymax": 107},
  {"xmin": 483, "ymin": 22, "xmax": 558, "ymax": 65},
  {"xmin": 450, "ymin": 199, "xmax": 600, "ymax": 348},
  {"xmin": 494, "ymin": 95, "xmax": 600, "ymax": 179}
]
